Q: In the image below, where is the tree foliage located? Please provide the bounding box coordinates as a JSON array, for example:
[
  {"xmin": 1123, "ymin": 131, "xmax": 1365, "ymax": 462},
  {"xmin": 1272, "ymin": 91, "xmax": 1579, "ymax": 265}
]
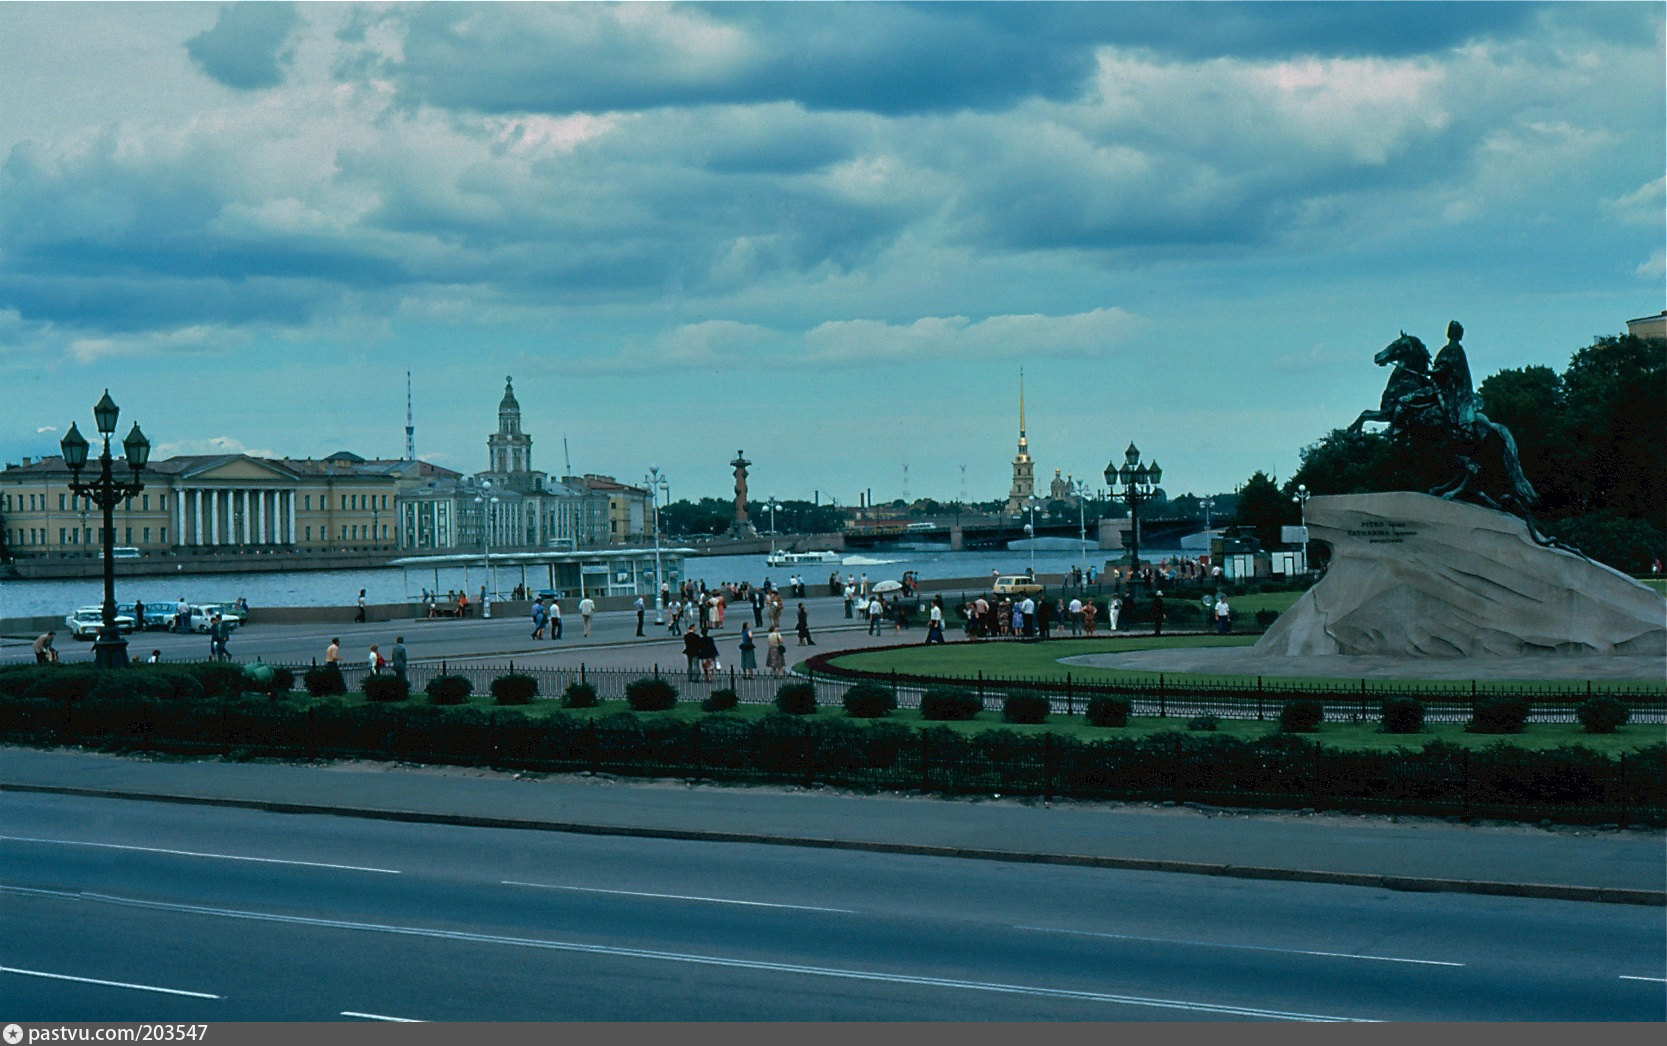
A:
[
  {"xmin": 1232, "ymin": 470, "xmax": 1291, "ymax": 551},
  {"xmin": 1284, "ymin": 333, "xmax": 1664, "ymax": 572}
]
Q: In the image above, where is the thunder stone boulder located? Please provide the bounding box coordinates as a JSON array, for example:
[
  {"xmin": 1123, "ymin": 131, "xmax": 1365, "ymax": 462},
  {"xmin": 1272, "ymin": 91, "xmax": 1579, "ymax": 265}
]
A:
[{"xmin": 1256, "ymin": 492, "xmax": 1667, "ymax": 658}]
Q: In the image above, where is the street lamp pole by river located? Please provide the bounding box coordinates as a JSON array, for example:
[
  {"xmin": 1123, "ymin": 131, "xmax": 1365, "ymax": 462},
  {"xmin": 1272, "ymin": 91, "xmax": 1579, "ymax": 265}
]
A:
[
  {"xmin": 60, "ymin": 391, "xmax": 150, "ymax": 669},
  {"xmin": 645, "ymin": 466, "xmax": 669, "ymax": 624}
]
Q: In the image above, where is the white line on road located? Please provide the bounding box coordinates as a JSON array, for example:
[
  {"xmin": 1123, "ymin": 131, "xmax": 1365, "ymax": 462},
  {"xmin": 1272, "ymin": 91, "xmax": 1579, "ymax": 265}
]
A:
[
  {"xmin": 0, "ymin": 965, "xmax": 220, "ymax": 999},
  {"xmin": 5, "ymin": 886, "xmax": 1374, "ymax": 1021},
  {"xmin": 341, "ymin": 1012, "xmax": 423, "ymax": 1022},
  {"xmin": 502, "ymin": 880, "xmax": 858, "ymax": 914},
  {"xmin": 1618, "ymin": 975, "xmax": 1666, "ymax": 983},
  {"xmin": 0, "ymin": 833, "xmax": 401, "ymax": 875},
  {"xmin": 1017, "ymin": 925, "xmax": 1465, "ymax": 968}
]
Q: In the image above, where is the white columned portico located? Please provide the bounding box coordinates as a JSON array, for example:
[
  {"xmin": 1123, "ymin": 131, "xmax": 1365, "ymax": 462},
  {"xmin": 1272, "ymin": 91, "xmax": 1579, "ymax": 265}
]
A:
[
  {"xmin": 175, "ymin": 490, "xmax": 187, "ymax": 548},
  {"xmin": 193, "ymin": 490, "xmax": 204, "ymax": 546},
  {"xmin": 256, "ymin": 490, "xmax": 266, "ymax": 544},
  {"xmin": 240, "ymin": 490, "xmax": 251, "ymax": 545},
  {"xmin": 209, "ymin": 490, "xmax": 220, "ymax": 545},
  {"xmin": 287, "ymin": 491, "xmax": 296, "ymax": 547}
]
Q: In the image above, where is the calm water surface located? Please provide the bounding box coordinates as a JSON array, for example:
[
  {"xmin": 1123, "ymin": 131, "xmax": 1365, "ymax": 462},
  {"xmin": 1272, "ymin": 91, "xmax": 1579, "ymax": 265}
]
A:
[{"xmin": 1, "ymin": 544, "xmax": 1188, "ymax": 617}]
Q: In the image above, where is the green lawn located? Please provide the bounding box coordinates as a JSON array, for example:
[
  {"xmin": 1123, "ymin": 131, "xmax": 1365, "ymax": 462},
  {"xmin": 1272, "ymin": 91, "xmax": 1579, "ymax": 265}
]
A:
[
  {"xmin": 320, "ymin": 691, "xmax": 1664, "ymax": 756},
  {"xmin": 820, "ymin": 635, "xmax": 1659, "ymax": 695}
]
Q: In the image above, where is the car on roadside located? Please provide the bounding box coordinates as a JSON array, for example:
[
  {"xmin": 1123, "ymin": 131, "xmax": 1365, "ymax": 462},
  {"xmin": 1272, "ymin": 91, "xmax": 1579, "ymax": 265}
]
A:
[
  {"xmin": 991, "ymin": 575, "xmax": 1044, "ymax": 596},
  {"xmin": 190, "ymin": 605, "xmax": 240, "ymax": 634},
  {"xmin": 117, "ymin": 602, "xmax": 173, "ymax": 631},
  {"xmin": 65, "ymin": 606, "xmax": 136, "ymax": 639},
  {"xmin": 203, "ymin": 601, "xmax": 248, "ymax": 627}
]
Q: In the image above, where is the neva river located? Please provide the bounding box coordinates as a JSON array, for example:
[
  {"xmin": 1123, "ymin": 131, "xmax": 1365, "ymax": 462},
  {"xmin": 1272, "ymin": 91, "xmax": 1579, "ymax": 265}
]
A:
[{"xmin": 0, "ymin": 543, "xmax": 1189, "ymax": 618}]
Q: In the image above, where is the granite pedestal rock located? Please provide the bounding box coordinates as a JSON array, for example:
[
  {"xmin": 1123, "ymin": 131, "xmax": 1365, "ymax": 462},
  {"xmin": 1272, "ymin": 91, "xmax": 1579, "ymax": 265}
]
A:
[{"xmin": 1256, "ymin": 492, "xmax": 1667, "ymax": 658}]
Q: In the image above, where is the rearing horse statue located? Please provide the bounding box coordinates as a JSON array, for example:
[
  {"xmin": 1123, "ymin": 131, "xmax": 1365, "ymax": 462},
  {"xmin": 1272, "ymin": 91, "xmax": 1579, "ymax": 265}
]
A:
[{"xmin": 1354, "ymin": 324, "xmax": 1539, "ymax": 517}]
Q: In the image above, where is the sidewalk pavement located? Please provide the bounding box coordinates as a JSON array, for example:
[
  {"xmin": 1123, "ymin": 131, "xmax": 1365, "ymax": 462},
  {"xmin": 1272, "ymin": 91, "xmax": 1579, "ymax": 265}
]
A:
[{"xmin": 2, "ymin": 746, "xmax": 1661, "ymax": 906}]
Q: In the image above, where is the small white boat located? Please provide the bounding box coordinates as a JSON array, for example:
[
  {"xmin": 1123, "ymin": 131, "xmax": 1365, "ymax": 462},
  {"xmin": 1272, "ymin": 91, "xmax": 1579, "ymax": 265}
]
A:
[{"xmin": 765, "ymin": 549, "xmax": 842, "ymax": 567}]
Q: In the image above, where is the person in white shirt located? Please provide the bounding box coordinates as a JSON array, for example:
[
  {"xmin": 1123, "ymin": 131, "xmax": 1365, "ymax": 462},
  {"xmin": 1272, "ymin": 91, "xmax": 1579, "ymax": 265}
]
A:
[
  {"xmin": 1214, "ymin": 595, "xmax": 1232, "ymax": 634},
  {"xmin": 578, "ymin": 596, "xmax": 595, "ymax": 636},
  {"xmin": 1067, "ymin": 597, "xmax": 1083, "ymax": 635}
]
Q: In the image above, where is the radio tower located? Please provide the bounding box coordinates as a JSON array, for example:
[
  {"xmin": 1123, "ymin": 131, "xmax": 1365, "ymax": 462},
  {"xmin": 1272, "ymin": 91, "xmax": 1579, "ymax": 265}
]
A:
[
  {"xmin": 902, "ymin": 463, "xmax": 910, "ymax": 503},
  {"xmin": 404, "ymin": 371, "xmax": 416, "ymax": 462}
]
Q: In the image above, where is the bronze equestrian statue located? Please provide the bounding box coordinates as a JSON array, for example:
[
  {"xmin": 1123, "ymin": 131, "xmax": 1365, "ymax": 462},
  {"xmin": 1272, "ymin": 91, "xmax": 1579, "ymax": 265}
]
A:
[{"xmin": 1352, "ymin": 322, "xmax": 1545, "ymax": 526}]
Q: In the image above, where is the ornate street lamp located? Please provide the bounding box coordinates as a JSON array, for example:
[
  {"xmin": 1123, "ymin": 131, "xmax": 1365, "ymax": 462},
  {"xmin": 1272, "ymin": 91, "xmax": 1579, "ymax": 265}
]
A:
[
  {"xmin": 474, "ymin": 479, "xmax": 498, "ymax": 618},
  {"xmin": 1291, "ymin": 484, "xmax": 1310, "ymax": 575},
  {"xmin": 1024, "ymin": 496, "xmax": 1042, "ymax": 578},
  {"xmin": 1105, "ymin": 442, "xmax": 1161, "ymax": 573},
  {"xmin": 644, "ymin": 466, "xmax": 669, "ymax": 623},
  {"xmin": 61, "ymin": 392, "xmax": 149, "ymax": 669}
]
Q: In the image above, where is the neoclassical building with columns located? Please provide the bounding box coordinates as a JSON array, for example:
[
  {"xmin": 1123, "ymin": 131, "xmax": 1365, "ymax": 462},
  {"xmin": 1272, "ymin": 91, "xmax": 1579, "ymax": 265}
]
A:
[{"xmin": 0, "ymin": 451, "xmax": 456, "ymax": 558}]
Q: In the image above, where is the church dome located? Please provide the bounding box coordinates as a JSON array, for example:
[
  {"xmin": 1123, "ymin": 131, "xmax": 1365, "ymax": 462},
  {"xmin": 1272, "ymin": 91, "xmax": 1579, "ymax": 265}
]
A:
[{"xmin": 499, "ymin": 376, "xmax": 520, "ymax": 413}]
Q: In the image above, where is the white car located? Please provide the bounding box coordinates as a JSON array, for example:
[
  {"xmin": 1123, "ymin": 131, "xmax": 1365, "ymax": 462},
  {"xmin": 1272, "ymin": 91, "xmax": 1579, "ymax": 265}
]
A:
[
  {"xmin": 190, "ymin": 605, "xmax": 240, "ymax": 634},
  {"xmin": 65, "ymin": 606, "xmax": 136, "ymax": 640}
]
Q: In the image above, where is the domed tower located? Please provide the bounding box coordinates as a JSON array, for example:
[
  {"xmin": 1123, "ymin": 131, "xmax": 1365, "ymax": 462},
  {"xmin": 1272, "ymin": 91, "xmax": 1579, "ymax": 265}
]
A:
[{"xmin": 488, "ymin": 376, "xmax": 533, "ymax": 476}]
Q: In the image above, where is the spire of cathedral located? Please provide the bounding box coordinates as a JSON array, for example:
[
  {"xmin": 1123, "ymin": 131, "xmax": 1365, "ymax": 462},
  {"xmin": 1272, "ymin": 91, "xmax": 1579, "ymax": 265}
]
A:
[{"xmin": 1003, "ymin": 369, "xmax": 1035, "ymax": 514}]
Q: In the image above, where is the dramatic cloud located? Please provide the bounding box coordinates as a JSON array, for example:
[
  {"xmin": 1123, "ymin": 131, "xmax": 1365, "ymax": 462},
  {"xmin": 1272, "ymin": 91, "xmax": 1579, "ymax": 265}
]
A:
[{"xmin": 186, "ymin": 2, "xmax": 300, "ymax": 90}]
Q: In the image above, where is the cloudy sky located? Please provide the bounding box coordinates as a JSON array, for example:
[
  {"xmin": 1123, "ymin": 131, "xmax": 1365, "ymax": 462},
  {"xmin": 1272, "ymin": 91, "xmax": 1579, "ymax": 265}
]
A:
[{"xmin": 2, "ymin": 2, "xmax": 1661, "ymax": 507}]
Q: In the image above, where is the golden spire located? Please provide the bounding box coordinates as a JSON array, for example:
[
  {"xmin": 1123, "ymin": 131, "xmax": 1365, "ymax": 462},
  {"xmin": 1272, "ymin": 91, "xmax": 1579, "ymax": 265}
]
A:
[{"xmin": 1018, "ymin": 368, "xmax": 1027, "ymax": 447}]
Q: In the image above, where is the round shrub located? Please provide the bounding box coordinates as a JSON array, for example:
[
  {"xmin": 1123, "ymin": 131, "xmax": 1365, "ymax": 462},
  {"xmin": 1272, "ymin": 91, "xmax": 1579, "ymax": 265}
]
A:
[
  {"xmin": 304, "ymin": 665, "xmax": 346, "ymax": 697},
  {"xmin": 1001, "ymin": 692, "xmax": 1049, "ymax": 725},
  {"xmin": 1187, "ymin": 714, "xmax": 1219, "ymax": 732},
  {"xmin": 626, "ymin": 677, "xmax": 678, "ymax": 712},
  {"xmin": 1085, "ymin": 696, "xmax": 1130, "ymax": 728},
  {"xmin": 1381, "ymin": 697, "xmax": 1424, "ymax": 734},
  {"xmin": 364, "ymin": 675, "xmax": 410, "ymax": 703},
  {"xmin": 490, "ymin": 673, "xmax": 539, "ymax": 706},
  {"xmin": 268, "ymin": 666, "xmax": 295, "ymax": 695},
  {"xmin": 701, "ymin": 688, "xmax": 739, "ymax": 713},
  {"xmin": 425, "ymin": 674, "xmax": 473, "ymax": 706},
  {"xmin": 1279, "ymin": 700, "xmax": 1325, "ymax": 733},
  {"xmin": 920, "ymin": 688, "xmax": 982, "ymax": 721},
  {"xmin": 842, "ymin": 683, "xmax": 898, "ymax": 719},
  {"xmin": 774, "ymin": 681, "xmax": 818, "ymax": 716},
  {"xmin": 561, "ymin": 681, "xmax": 598, "ymax": 709},
  {"xmin": 1254, "ymin": 609, "xmax": 1280, "ymax": 630},
  {"xmin": 1467, "ymin": 697, "xmax": 1529, "ymax": 734},
  {"xmin": 139, "ymin": 667, "xmax": 205, "ymax": 701},
  {"xmin": 1576, "ymin": 696, "xmax": 1629, "ymax": 734}
]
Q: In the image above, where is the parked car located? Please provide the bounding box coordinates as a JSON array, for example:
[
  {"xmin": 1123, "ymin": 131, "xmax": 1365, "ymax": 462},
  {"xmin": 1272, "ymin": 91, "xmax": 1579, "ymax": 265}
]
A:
[
  {"xmin": 65, "ymin": 606, "xmax": 136, "ymax": 640},
  {"xmin": 117, "ymin": 602, "xmax": 173, "ymax": 631},
  {"xmin": 189, "ymin": 605, "xmax": 240, "ymax": 634},
  {"xmin": 991, "ymin": 574, "xmax": 1044, "ymax": 596},
  {"xmin": 204, "ymin": 601, "xmax": 248, "ymax": 627}
]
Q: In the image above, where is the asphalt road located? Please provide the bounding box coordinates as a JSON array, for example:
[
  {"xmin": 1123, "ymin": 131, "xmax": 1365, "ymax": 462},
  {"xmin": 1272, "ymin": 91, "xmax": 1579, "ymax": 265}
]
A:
[{"xmin": 3, "ymin": 792, "xmax": 1662, "ymax": 1021}]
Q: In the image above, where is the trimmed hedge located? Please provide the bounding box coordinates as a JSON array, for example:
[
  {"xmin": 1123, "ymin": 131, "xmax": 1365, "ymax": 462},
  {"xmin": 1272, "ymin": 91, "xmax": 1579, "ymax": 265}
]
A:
[
  {"xmin": 305, "ymin": 665, "xmax": 347, "ymax": 697},
  {"xmin": 491, "ymin": 673, "xmax": 539, "ymax": 706},
  {"xmin": 425, "ymin": 674, "xmax": 473, "ymax": 706},
  {"xmin": 1577, "ymin": 696, "xmax": 1629, "ymax": 734},
  {"xmin": 774, "ymin": 682, "xmax": 817, "ymax": 716},
  {"xmin": 1002, "ymin": 692, "xmax": 1049, "ymax": 725},
  {"xmin": 702, "ymin": 688, "xmax": 739, "ymax": 713},
  {"xmin": 364, "ymin": 675, "xmax": 409, "ymax": 703},
  {"xmin": 0, "ymin": 673, "xmax": 1658, "ymax": 826},
  {"xmin": 1382, "ymin": 698, "xmax": 1424, "ymax": 735},
  {"xmin": 842, "ymin": 683, "xmax": 898, "ymax": 719},
  {"xmin": 919, "ymin": 688, "xmax": 982, "ymax": 721},
  {"xmin": 1468, "ymin": 697, "xmax": 1530, "ymax": 735},
  {"xmin": 1187, "ymin": 714, "xmax": 1219, "ymax": 732},
  {"xmin": 561, "ymin": 681, "xmax": 598, "ymax": 709},
  {"xmin": 625, "ymin": 677, "xmax": 678, "ymax": 712},
  {"xmin": 1085, "ymin": 696, "xmax": 1130, "ymax": 728},
  {"xmin": 1280, "ymin": 700, "xmax": 1325, "ymax": 733}
]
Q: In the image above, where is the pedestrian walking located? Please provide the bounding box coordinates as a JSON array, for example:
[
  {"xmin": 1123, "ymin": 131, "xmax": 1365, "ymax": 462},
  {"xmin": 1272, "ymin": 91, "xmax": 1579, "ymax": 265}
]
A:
[
  {"xmin": 795, "ymin": 603, "xmax": 814, "ymax": 646},
  {"xmin": 391, "ymin": 636, "xmax": 408, "ymax": 686},
  {"xmin": 682, "ymin": 624, "xmax": 703, "ymax": 681},
  {"xmin": 355, "ymin": 589, "xmax": 367, "ymax": 623},
  {"xmin": 765, "ymin": 626, "xmax": 786, "ymax": 676},
  {"xmin": 324, "ymin": 636, "xmax": 344, "ymax": 689},
  {"xmin": 698, "ymin": 631, "xmax": 720, "ymax": 681},
  {"xmin": 1152, "ymin": 591, "xmax": 1167, "ymax": 636},
  {"xmin": 579, "ymin": 596, "xmax": 595, "ymax": 637},
  {"xmin": 367, "ymin": 643, "xmax": 384, "ymax": 676},
  {"xmin": 530, "ymin": 599, "xmax": 546, "ymax": 639},
  {"xmin": 751, "ymin": 590, "xmax": 764, "ymax": 628},
  {"xmin": 1107, "ymin": 596, "xmax": 1122, "ymax": 631},
  {"xmin": 548, "ymin": 599, "xmax": 562, "ymax": 640},
  {"xmin": 1214, "ymin": 595, "xmax": 1232, "ymax": 634},
  {"xmin": 634, "ymin": 596, "xmax": 646, "ymax": 637},
  {"xmin": 738, "ymin": 622, "xmax": 758, "ymax": 678},
  {"xmin": 33, "ymin": 631, "xmax": 57, "ymax": 664},
  {"xmin": 925, "ymin": 597, "xmax": 945, "ymax": 645}
]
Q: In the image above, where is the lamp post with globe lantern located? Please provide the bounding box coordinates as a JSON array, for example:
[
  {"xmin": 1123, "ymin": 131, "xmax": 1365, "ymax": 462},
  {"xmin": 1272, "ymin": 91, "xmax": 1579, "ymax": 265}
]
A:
[
  {"xmin": 1105, "ymin": 442, "xmax": 1162, "ymax": 576},
  {"xmin": 60, "ymin": 391, "xmax": 150, "ymax": 669}
]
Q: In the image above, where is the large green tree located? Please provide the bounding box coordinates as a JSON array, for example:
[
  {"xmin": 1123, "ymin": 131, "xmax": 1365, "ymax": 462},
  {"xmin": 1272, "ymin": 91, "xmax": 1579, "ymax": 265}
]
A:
[{"xmin": 1233, "ymin": 470, "xmax": 1292, "ymax": 551}]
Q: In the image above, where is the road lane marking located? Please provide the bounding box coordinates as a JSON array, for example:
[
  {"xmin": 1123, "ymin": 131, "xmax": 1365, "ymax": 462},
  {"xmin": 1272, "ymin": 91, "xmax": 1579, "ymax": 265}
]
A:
[
  {"xmin": 502, "ymin": 880, "xmax": 857, "ymax": 914},
  {"xmin": 1618, "ymin": 975, "xmax": 1666, "ymax": 983},
  {"xmin": 4, "ymin": 887, "xmax": 1372, "ymax": 1021},
  {"xmin": 0, "ymin": 834, "xmax": 401, "ymax": 875},
  {"xmin": 0, "ymin": 965, "xmax": 220, "ymax": 999},
  {"xmin": 341, "ymin": 1012, "xmax": 423, "ymax": 1022},
  {"xmin": 1017, "ymin": 925, "xmax": 1464, "ymax": 968}
]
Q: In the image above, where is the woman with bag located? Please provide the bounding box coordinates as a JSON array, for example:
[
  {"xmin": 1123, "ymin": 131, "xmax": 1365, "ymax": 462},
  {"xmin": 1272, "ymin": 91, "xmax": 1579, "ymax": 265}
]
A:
[{"xmin": 738, "ymin": 622, "xmax": 758, "ymax": 678}]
